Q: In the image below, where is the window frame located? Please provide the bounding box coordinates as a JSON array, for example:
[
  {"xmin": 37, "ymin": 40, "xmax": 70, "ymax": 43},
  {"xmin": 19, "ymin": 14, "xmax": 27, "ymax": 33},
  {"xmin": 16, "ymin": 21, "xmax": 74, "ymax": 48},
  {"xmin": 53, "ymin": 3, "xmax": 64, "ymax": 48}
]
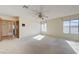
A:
[
  {"xmin": 63, "ymin": 19, "xmax": 79, "ymax": 35},
  {"xmin": 63, "ymin": 20, "xmax": 70, "ymax": 34},
  {"xmin": 40, "ymin": 21, "xmax": 47, "ymax": 33}
]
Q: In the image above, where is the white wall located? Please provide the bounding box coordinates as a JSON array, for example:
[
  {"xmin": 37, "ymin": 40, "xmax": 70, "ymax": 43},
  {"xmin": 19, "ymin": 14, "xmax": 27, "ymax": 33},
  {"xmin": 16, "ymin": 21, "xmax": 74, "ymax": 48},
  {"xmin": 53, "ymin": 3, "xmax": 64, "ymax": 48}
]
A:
[{"xmin": 19, "ymin": 17, "xmax": 40, "ymax": 38}]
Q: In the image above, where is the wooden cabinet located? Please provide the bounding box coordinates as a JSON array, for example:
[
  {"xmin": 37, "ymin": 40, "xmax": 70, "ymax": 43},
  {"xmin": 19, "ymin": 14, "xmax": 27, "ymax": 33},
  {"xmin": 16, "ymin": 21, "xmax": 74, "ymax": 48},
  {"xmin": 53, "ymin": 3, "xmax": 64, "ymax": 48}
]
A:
[
  {"xmin": 0, "ymin": 17, "xmax": 19, "ymax": 41},
  {"xmin": 1, "ymin": 20, "xmax": 12, "ymax": 40}
]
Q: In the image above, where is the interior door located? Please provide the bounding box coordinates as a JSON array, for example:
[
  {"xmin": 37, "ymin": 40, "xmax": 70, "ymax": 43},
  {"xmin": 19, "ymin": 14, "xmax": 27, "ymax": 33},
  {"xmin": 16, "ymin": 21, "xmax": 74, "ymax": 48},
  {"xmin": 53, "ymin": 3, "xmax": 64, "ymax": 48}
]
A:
[{"xmin": 15, "ymin": 20, "xmax": 19, "ymax": 38}]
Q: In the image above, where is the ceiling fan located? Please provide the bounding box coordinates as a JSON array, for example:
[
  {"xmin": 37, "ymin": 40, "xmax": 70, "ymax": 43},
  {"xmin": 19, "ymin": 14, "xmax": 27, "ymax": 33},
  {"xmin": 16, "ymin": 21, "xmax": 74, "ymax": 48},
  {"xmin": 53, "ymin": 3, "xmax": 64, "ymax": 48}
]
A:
[{"xmin": 23, "ymin": 5, "xmax": 48, "ymax": 21}]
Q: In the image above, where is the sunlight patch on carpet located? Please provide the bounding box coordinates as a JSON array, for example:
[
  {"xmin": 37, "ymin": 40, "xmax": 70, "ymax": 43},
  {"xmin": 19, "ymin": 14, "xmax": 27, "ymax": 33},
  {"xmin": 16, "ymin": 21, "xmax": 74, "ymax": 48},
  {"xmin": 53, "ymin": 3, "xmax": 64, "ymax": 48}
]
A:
[
  {"xmin": 33, "ymin": 35, "xmax": 45, "ymax": 40},
  {"xmin": 66, "ymin": 40, "xmax": 79, "ymax": 54}
]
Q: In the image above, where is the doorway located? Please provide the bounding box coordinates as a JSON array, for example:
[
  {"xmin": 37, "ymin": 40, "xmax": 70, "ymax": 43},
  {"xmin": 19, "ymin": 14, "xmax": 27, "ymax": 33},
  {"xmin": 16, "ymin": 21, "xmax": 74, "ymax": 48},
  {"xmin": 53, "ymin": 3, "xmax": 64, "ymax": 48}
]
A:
[{"xmin": 0, "ymin": 17, "xmax": 19, "ymax": 41}]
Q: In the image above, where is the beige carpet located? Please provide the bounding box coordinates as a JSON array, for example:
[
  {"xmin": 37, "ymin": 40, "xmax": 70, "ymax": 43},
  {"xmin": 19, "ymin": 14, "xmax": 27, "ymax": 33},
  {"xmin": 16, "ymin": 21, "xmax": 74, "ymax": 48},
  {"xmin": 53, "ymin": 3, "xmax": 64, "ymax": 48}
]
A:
[{"xmin": 0, "ymin": 35, "xmax": 78, "ymax": 54}]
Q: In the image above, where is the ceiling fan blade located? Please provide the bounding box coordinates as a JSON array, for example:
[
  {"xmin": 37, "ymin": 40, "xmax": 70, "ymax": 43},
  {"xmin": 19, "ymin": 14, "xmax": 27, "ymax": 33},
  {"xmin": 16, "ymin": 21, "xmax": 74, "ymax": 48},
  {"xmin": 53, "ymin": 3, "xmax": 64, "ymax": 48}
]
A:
[
  {"xmin": 41, "ymin": 14, "xmax": 48, "ymax": 18},
  {"xmin": 23, "ymin": 5, "xmax": 29, "ymax": 8},
  {"xmin": 23, "ymin": 5, "xmax": 40, "ymax": 14}
]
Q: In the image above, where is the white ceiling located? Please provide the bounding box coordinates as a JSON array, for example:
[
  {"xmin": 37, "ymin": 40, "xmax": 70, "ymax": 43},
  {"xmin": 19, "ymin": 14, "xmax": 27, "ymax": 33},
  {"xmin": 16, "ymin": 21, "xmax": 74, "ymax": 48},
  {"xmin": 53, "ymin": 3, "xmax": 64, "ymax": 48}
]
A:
[{"xmin": 0, "ymin": 5, "xmax": 79, "ymax": 20}]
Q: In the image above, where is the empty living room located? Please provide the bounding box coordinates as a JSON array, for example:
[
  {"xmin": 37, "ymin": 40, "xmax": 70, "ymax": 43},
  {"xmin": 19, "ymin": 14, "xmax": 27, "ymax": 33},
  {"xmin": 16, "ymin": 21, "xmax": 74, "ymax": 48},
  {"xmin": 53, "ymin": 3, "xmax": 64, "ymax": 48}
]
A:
[{"xmin": 0, "ymin": 5, "xmax": 79, "ymax": 54}]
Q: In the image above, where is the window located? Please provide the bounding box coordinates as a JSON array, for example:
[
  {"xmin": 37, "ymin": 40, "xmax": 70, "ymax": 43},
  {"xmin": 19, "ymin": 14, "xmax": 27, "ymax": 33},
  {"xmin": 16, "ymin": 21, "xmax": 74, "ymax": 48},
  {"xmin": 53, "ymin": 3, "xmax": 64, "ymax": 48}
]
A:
[
  {"xmin": 41, "ymin": 23, "xmax": 47, "ymax": 32},
  {"xmin": 63, "ymin": 21, "xmax": 70, "ymax": 33},
  {"xmin": 70, "ymin": 20, "xmax": 79, "ymax": 34},
  {"xmin": 63, "ymin": 19, "xmax": 79, "ymax": 34},
  {"xmin": 41, "ymin": 20, "xmax": 47, "ymax": 32}
]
